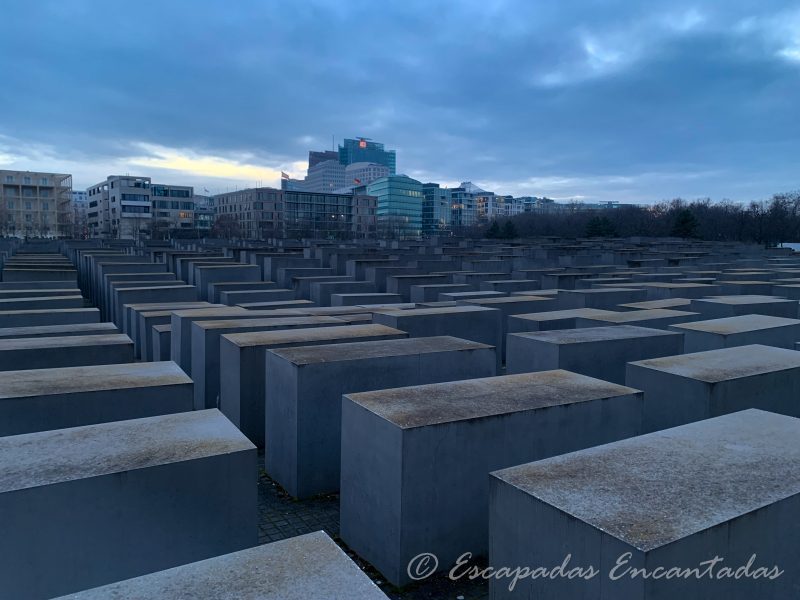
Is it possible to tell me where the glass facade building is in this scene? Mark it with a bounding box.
[338,139,397,175]
[367,175,423,238]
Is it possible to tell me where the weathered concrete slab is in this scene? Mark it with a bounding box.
[112,285,199,326]
[219,323,407,446]
[508,308,618,333]
[340,370,643,586]
[0,334,134,371]
[54,531,388,600]
[0,322,118,340]
[409,283,473,303]
[0,409,256,599]
[490,409,800,600]
[575,308,702,330]
[640,282,721,299]
[220,288,295,306]
[0,295,84,311]
[557,287,647,310]
[191,316,343,410]
[618,297,692,310]
[331,292,403,306]
[207,280,277,304]
[627,344,800,431]
[0,361,192,436]
[373,305,503,368]
[507,325,684,384]
[438,290,506,302]
[670,314,800,351]
[0,307,100,328]
[265,336,497,498]
[690,295,799,319]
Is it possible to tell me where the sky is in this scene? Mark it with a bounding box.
[0,0,798,203]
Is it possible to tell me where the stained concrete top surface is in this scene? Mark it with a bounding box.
[579,309,699,323]
[462,295,550,305]
[639,282,717,289]
[513,308,618,321]
[0,333,132,351]
[153,324,171,333]
[0,361,190,398]
[54,531,387,600]
[0,295,83,303]
[376,305,499,317]
[670,314,800,334]
[193,316,342,331]
[0,322,117,338]
[271,336,492,366]
[561,287,645,294]
[223,323,406,348]
[283,306,387,316]
[124,302,214,312]
[512,324,680,344]
[619,298,693,310]
[629,344,800,382]
[115,285,195,292]
[0,409,254,494]
[492,409,800,552]
[346,370,639,429]
[695,294,793,305]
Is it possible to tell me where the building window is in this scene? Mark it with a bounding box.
[41,202,48,211]
[40,177,48,185]
[25,202,32,210]
[23,177,31,184]
[4,176,12,183]
[6,201,13,209]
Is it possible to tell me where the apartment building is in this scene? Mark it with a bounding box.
[87,175,152,239]
[0,170,72,237]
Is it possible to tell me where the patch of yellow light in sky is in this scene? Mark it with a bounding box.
[129,143,302,182]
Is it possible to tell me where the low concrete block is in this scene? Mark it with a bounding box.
[340,370,643,586]
[0,334,134,371]
[508,308,618,333]
[331,292,402,306]
[0,322,118,340]
[152,324,171,361]
[265,336,497,498]
[627,344,800,432]
[0,410,256,599]
[575,308,702,330]
[489,409,800,600]
[219,323,407,446]
[0,361,192,436]
[669,314,800,351]
[507,325,684,384]
[56,531,387,599]
[690,295,799,319]
[191,316,343,410]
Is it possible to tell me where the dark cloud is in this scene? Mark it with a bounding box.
[0,0,798,200]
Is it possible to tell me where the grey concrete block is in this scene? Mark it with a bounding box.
[670,314,800,351]
[0,334,134,371]
[340,370,643,586]
[489,409,800,600]
[0,410,256,599]
[0,361,192,436]
[219,323,407,446]
[627,344,800,432]
[55,531,387,600]
[191,316,343,410]
[507,325,684,384]
[265,336,497,498]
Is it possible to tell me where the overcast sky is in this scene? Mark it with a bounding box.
[0,0,798,202]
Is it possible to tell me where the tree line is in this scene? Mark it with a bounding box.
[480,192,800,246]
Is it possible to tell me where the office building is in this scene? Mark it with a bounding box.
[192,195,215,232]
[150,183,194,235]
[0,169,72,237]
[87,175,151,239]
[213,187,376,240]
[366,175,423,238]
[338,138,396,174]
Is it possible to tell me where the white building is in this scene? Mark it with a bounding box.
[87,176,152,239]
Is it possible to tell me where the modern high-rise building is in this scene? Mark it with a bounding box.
[87,175,152,239]
[70,190,89,238]
[338,138,396,174]
[366,175,423,238]
[0,169,72,237]
[308,150,339,168]
[422,183,452,235]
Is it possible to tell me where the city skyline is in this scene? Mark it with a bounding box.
[1,1,798,202]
